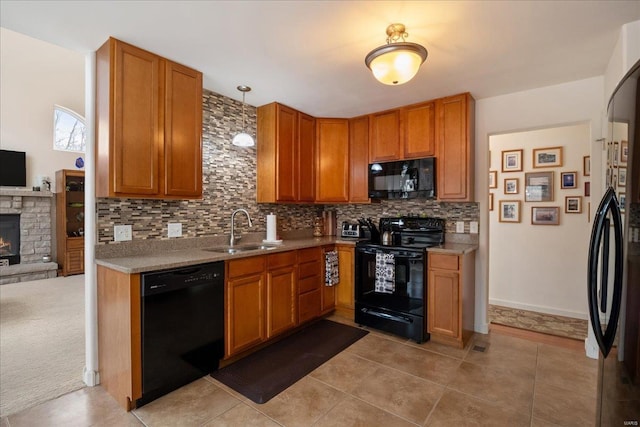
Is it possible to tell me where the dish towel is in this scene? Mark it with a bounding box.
[325,250,340,286]
[375,252,395,294]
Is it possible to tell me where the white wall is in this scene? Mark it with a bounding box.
[604,20,640,106]
[0,28,85,189]
[474,76,605,333]
[489,123,591,318]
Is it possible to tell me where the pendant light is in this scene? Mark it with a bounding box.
[365,23,428,86]
[232,85,255,147]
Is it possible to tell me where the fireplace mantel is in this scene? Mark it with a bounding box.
[0,188,53,198]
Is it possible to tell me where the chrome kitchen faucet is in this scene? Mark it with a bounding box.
[229,209,253,246]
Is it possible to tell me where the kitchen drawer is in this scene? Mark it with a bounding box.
[228,255,266,279]
[268,251,296,269]
[298,260,321,279]
[299,275,321,294]
[429,253,459,271]
[298,247,321,264]
[298,289,321,324]
[67,237,84,250]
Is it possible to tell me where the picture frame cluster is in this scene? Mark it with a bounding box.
[490,145,589,225]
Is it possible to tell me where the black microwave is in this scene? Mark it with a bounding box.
[368,157,436,200]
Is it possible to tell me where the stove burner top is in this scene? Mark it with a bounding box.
[358,216,445,249]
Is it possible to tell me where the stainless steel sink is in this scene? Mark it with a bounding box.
[204,244,279,255]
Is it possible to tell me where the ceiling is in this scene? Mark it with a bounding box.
[1,1,639,118]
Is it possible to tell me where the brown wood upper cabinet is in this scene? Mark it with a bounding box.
[348,115,370,203]
[96,37,203,199]
[436,93,475,201]
[316,119,349,203]
[401,101,436,159]
[368,101,435,163]
[257,103,315,203]
[369,109,402,162]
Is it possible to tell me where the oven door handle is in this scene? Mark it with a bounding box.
[360,308,413,324]
[357,247,423,259]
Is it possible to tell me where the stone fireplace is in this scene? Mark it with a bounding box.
[0,189,58,284]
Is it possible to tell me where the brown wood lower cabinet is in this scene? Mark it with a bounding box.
[266,251,297,338]
[427,251,475,348]
[226,256,266,357]
[335,244,355,318]
[298,246,323,324]
[96,265,142,411]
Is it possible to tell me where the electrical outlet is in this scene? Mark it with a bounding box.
[168,222,182,238]
[470,221,479,234]
[456,221,465,233]
[114,225,132,242]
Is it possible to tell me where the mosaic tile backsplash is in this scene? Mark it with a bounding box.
[96,89,479,244]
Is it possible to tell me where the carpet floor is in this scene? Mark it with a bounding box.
[489,304,588,340]
[211,319,369,404]
[0,274,85,417]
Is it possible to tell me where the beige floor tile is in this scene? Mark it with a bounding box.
[447,361,535,412]
[314,396,418,427]
[464,334,538,377]
[600,397,640,427]
[204,375,251,403]
[309,351,378,393]
[425,389,530,427]
[351,365,444,424]
[535,344,598,394]
[6,386,141,427]
[532,381,596,427]
[246,376,344,427]
[346,334,461,385]
[530,416,566,427]
[133,378,240,426]
[203,403,281,426]
[405,333,475,359]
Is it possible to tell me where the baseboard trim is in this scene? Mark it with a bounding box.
[489,298,588,320]
[83,367,100,387]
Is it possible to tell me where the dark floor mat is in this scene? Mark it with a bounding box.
[210,319,368,404]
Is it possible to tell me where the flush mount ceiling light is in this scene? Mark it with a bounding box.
[365,23,428,86]
[232,85,255,147]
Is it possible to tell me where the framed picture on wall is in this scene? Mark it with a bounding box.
[533,146,563,168]
[560,171,578,189]
[499,200,520,223]
[565,196,582,213]
[504,178,519,194]
[583,155,590,176]
[531,206,560,225]
[501,149,523,172]
[621,141,629,165]
[585,181,591,197]
[489,193,494,211]
[525,171,554,202]
[619,193,626,213]
[489,170,497,188]
[619,167,627,187]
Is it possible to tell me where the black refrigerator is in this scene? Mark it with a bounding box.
[588,58,640,426]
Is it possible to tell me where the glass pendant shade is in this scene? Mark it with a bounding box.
[232,85,255,147]
[232,132,254,147]
[365,24,428,86]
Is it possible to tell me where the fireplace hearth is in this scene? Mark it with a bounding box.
[0,214,20,265]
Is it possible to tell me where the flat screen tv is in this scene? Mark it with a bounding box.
[0,150,27,187]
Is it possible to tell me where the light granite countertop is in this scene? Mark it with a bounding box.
[427,242,478,255]
[95,236,358,274]
[95,234,478,274]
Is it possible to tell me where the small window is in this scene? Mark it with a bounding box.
[53,106,86,152]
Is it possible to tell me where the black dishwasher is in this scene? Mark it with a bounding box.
[137,262,224,407]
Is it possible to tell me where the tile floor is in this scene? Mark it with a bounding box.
[1,315,599,427]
